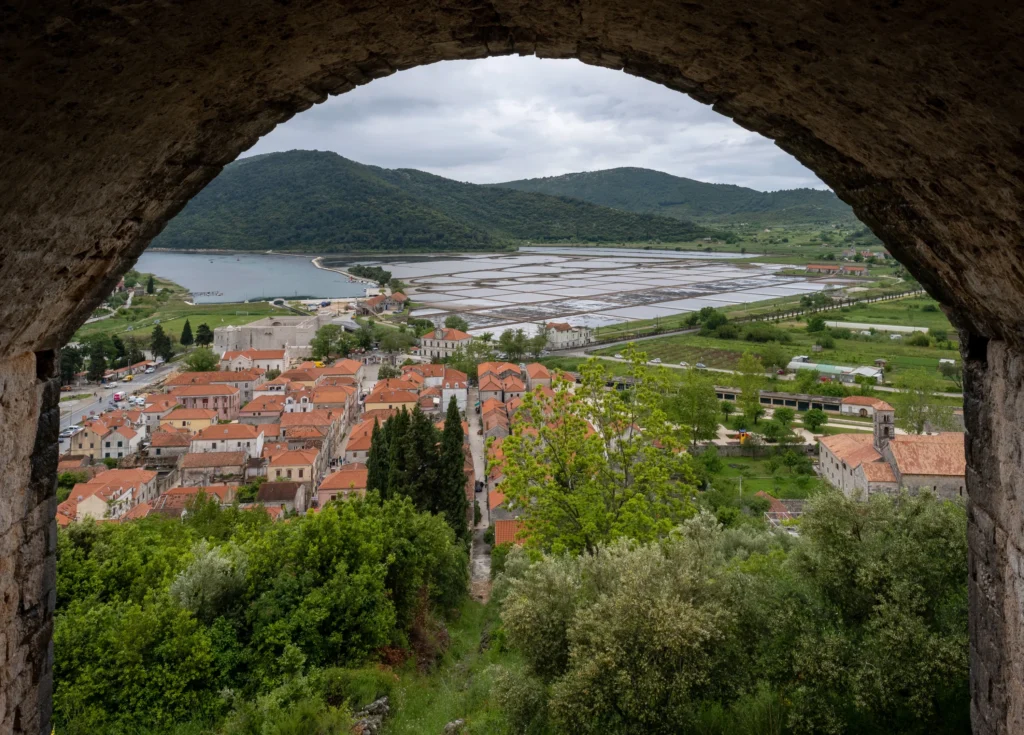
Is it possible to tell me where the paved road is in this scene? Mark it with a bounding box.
[58,362,175,451]
[465,386,492,601]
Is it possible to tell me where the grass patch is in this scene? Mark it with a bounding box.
[385,600,524,735]
[704,454,824,499]
[60,393,92,402]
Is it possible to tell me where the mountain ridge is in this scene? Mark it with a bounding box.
[153,151,714,253]
[493,166,857,226]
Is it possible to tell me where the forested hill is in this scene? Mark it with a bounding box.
[152,151,712,253]
[493,167,858,226]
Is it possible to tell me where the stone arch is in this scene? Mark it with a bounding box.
[3,2,1024,733]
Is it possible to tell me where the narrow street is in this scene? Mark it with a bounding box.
[465,386,491,601]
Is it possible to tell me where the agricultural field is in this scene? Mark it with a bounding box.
[700,454,825,499]
[594,294,961,388]
[73,274,284,344]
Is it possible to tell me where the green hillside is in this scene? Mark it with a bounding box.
[153,151,712,253]
[493,167,858,226]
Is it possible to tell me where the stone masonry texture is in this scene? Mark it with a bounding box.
[1,1,1024,732]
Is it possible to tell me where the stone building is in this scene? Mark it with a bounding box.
[544,322,594,350]
[418,327,473,359]
[819,402,965,499]
[214,314,328,356]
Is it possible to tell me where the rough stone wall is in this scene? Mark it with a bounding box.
[964,336,1024,735]
[1,2,1024,733]
[0,353,58,734]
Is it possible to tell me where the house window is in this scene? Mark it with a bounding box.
[156,448,162,456]
[287,469,293,479]
[105,441,111,448]
[117,441,123,447]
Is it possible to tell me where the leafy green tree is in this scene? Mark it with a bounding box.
[60,346,84,386]
[57,471,89,503]
[180,319,194,347]
[891,371,955,434]
[377,363,401,379]
[123,336,145,366]
[794,368,821,394]
[803,408,828,432]
[501,349,697,555]
[150,324,174,361]
[773,407,795,428]
[146,274,155,294]
[670,369,721,445]
[929,327,948,342]
[757,340,789,371]
[184,346,219,372]
[195,323,214,346]
[735,352,766,424]
[379,330,415,355]
[444,315,470,332]
[527,333,548,358]
[806,315,826,332]
[439,397,469,541]
[264,368,281,381]
[720,400,734,422]
[356,324,375,350]
[939,360,963,390]
[87,340,107,382]
[310,324,344,361]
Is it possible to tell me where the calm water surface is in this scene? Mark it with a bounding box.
[136,252,366,303]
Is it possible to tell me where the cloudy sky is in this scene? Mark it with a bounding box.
[245,56,826,192]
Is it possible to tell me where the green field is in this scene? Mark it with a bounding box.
[74,275,284,344]
[593,295,960,386]
[702,454,825,499]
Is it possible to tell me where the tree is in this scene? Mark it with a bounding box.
[366,419,390,496]
[806,315,826,332]
[773,406,795,428]
[498,329,522,361]
[720,400,734,422]
[891,371,955,434]
[310,324,344,361]
[264,368,280,381]
[670,369,720,446]
[123,336,145,366]
[444,315,470,332]
[803,408,828,432]
[439,397,469,542]
[527,333,548,359]
[356,324,375,350]
[60,346,84,386]
[757,341,789,371]
[794,368,821,394]
[145,274,155,294]
[938,360,963,390]
[184,346,219,372]
[501,349,697,555]
[194,323,214,347]
[479,332,494,344]
[377,363,401,379]
[735,352,766,424]
[87,340,107,382]
[929,327,948,342]
[180,319,194,347]
[150,324,174,361]
[380,330,415,355]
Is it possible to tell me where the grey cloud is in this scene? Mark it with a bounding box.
[244,56,827,191]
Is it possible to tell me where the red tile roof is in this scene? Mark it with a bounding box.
[180,451,247,468]
[269,449,319,467]
[169,384,239,397]
[422,328,472,341]
[192,423,261,441]
[842,395,894,410]
[889,433,966,477]
[494,519,524,546]
[320,465,369,491]
[162,408,218,421]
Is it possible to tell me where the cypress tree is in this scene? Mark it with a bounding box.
[439,397,469,541]
[403,407,441,512]
[180,319,194,347]
[366,419,390,497]
[146,274,155,294]
[385,409,411,500]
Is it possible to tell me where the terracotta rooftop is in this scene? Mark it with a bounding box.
[170,384,240,397]
[320,465,369,491]
[192,423,261,441]
[494,519,524,546]
[422,327,472,341]
[526,363,551,379]
[162,407,218,421]
[842,395,895,410]
[241,396,285,413]
[222,349,285,360]
[269,448,319,466]
[180,451,247,468]
[889,433,966,477]
[256,481,305,502]
[819,433,882,469]
[860,462,898,483]
[150,431,192,448]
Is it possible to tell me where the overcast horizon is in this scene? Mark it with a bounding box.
[243,56,828,193]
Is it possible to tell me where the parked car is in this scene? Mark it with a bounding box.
[106,381,118,387]
[695,362,707,369]
[649,358,662,364]
[123,374,134,381]
[614,353,623,359]
[679,361,689,367]
[777,369,786,375]
[145,366,155,374]
[59,428,76,439]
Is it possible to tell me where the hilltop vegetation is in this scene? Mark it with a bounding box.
[495,167,858,226]
[153,151,712,253]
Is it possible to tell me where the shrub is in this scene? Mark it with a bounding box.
[712,323,739,339]
[907,332,932,347]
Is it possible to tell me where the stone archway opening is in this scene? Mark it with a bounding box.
[3,3,1023,732]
